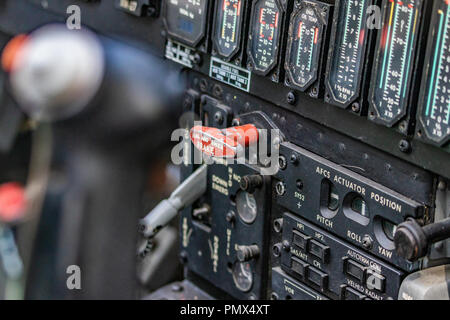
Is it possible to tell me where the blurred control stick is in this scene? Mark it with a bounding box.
[4,25,184,299]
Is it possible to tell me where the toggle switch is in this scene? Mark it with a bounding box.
[190,124,259,158]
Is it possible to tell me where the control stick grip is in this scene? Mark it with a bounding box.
[140,164,207,238]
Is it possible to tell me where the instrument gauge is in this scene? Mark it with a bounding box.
[285,1,327,92]
[236,190,258,224]
[247,0,283,75]
[325,0,373,109]
[232,261,253,292]
[213,0,245,60]
[369,0,424,127]
[164,0,209,47]
[418,0,450,146]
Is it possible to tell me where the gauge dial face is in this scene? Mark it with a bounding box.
[419,0,450,144]
[248,0,281,74]
[232,261,253,292]
[236,191,258,224]
[326,0,371,107]
[164,0,209,47]
[370,0,423,126]
[214,0,244,59]
[286,4,323,91]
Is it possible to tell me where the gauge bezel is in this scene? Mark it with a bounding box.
[232,261,254,292]
[163,0,210,48]
[247,0,285,76]
[416,0,450,147]
[285,1,326,92]
[368,0,424,128]
[324,0,374,110]
[212,0,247,61]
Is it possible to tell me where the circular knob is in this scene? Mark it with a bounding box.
[236,245,260,262]
[394,217,450,261]
[240,175,263,194]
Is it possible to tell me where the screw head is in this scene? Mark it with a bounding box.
[398,139,411,153]
[214,111,224,125]
[231,118,240,126]
[290,154,298,165]
[362,235,373,250]
[179,251,188,264]
[438,180,447,191]
[171,284,183,292]
[278,155,287,170]
[272,243,282,257]
[287,91,296,105]
[226,211,236,223]
[273,218,283,233]
[193,53,202,65]
[282,240,290,251]
[275,181,286,196]
[199,79,208,92]
[351,102,360,113]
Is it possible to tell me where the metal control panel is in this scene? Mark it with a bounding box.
[279,212,403,300]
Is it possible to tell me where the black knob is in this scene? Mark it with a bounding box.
[394,218,450,261]
[240,175,263,194]
[237,245,260,262]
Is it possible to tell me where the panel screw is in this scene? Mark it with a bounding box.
[199,79,208,92]
[214,111,224,125]
[272,243,282,257]
[182,95,192,110]
[287,91,296,105]
[226,211,236,223]
[398,139,411,153]
[282,240,290,251]
[193,53,202,65]
[351,102,360,113]
[213,84,223,98]
[278,155,287,170]
[276,181,286,196]
[171,284,183,292]
[180,251,188,264]
[231,118,240,126]
[290,154,298,165]
[362,235,373,250]
[273,218,283,233]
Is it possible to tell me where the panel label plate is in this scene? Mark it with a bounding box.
[165,39,194,68]
[209,57,251,92]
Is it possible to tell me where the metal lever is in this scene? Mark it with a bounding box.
[190,124,259,158]
[139,164,208,238]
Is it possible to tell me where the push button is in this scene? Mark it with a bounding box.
[366,269,386,293]
[292,230,310,251]
[291,257,309,278]
[307,266,328,289]
[342,286,366,300]
[343,257,366,283]
[308,239,330,263]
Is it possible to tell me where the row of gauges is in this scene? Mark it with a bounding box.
[163,0,450,148]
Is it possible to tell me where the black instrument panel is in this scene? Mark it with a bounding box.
[3,0,449,302]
